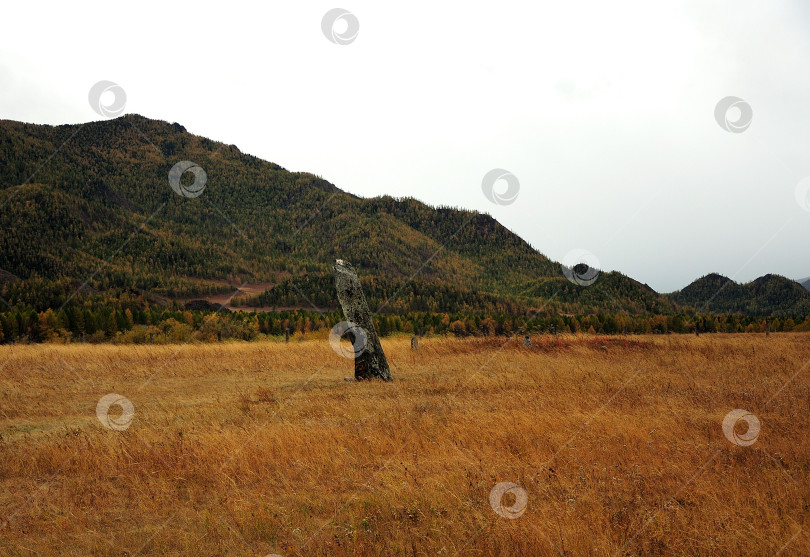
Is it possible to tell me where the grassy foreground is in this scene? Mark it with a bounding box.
[0,334,808,556]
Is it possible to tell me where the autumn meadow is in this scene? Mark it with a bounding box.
[0,333,807,556]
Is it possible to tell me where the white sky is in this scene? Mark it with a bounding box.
[2,0,810,292]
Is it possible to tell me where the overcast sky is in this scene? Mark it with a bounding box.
[2,0,810,292]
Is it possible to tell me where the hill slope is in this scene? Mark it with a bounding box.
[0,114,675,315]
[0,115,807,318]
[669,273,810,317]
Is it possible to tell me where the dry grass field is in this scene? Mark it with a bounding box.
[0,333,808,556]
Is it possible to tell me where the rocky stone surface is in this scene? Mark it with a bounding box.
[332,260,392,381]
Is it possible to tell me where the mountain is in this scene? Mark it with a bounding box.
[670,273,810,317]
[800,277,810,292]
[0,114,673,316]
[0,114,807,319]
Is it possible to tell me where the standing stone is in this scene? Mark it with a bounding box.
[411,335,419,350]
[285,328,290,343]
[332,260,392,381]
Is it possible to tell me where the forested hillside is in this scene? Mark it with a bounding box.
[669,273,810,317]
[1,114,809,343]
[0,115,664,312]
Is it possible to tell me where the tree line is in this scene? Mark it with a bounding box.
[2,303,808,344]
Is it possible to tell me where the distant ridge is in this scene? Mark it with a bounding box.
[670,273,810,316]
